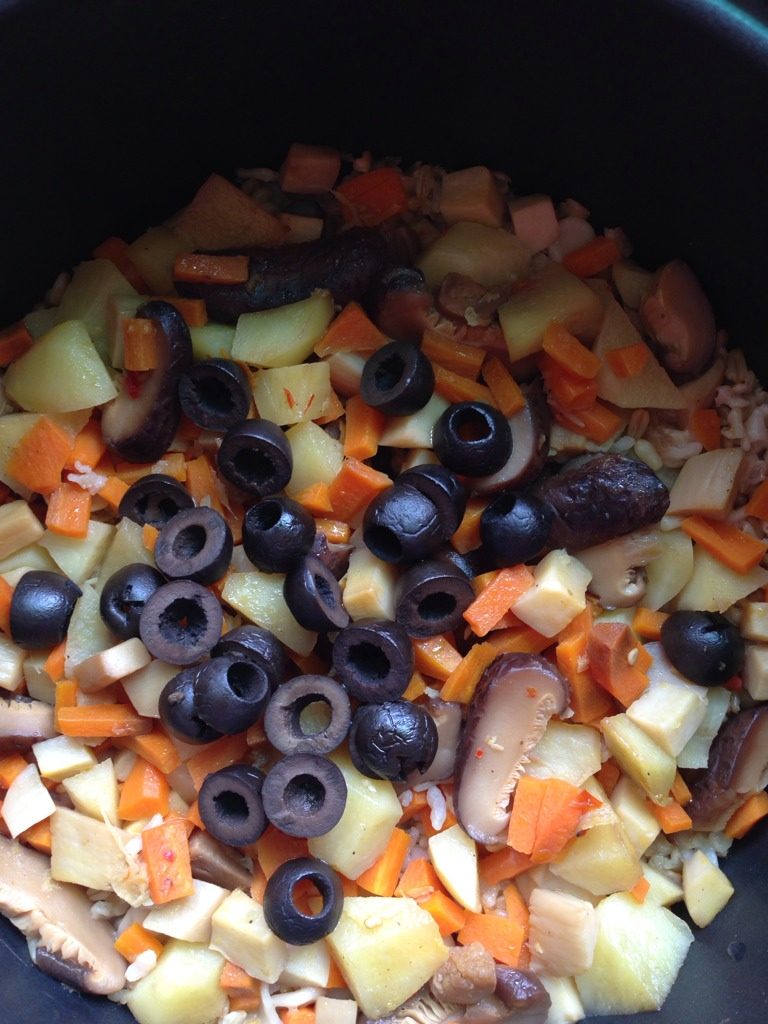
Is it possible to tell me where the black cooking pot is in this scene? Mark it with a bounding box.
[1,0,766,1021]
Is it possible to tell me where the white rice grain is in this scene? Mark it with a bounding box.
[426,785,447,831]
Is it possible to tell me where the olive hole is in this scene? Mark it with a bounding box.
[172,524,207,559]
[313,573,336,608]
[454,407,491,442]
[284,773,325,815]
[290,877,323,915]
[249,499,282,531]
[297,699,332,736]
[348,640,390,680]
[159,597,207,642]
[365,524,402,561]
[226,662,261,701]
[418,592,456,621]
[213,789,249,822]
[192,376,235,414]
[374,353,405,393]
[235,449,278,487]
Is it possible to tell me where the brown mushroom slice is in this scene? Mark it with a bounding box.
[189,830,252,891]
[0,835,127,994]
[473,384,550,496]
[0,694,56,752]
[406,699,463,786]
[430,942,497,1005]
[687,707,768,831]
[577,528,661,608]
[494,965,551,1024]
[640,260,717,379]
[454,653,569,844]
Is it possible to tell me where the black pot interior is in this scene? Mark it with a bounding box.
[1,1,767,1021]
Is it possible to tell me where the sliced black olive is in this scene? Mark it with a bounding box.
[362,483,443,564]
[261,753,347,837]
[480,490,552,567]
[10,570,81,649]
[395,560,474,638]
[118,473,195,528]
[159,666,222,744]
[154,507,233,585]
[436,544,485,578]
[193,655,271,735]
[348,701,438,781]
[212,624,284,689]
[360,340,435,415]
[433,401,512,477]
[178,358,251,431]
[99,563,166,639]
[332,619,414,702]
[283,554,349,632]
[263,674,351,755]
[660,610,745,686]
[373,266,432,343]
[139,580,223,665]
[263,857,343,944]
[310,529,352,580]
[217,418,292,497]
[398,463,467,538]
[242,496,315,573]
[198,763,267,846]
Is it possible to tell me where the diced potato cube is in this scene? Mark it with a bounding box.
[524,720,602,787]
[24,651,56,704]
[549,821,641,897]
[508,194,559,252]
[222,571,316,655]
[379,392,450,449]
[418,221,530,290]
[676,547,768,612]
[24,307,58,339]
[32,734,97,781]
[280,939,331,987]
[189,323,235,361]
[625,672,708,756]
[538,974,585,1024]
[50,808,143,899]
[682,850,734,927]
[529,888,598,977]
[126,940,226,1024]
[40,520,114,584]
[512,549,591,637]
[232,291,334,367]
[439,166,505,227]
[96,517,155,592]
[326,896,448,1019]
[0,499,45,559]
[743,643,768,701]
[0,414,41,497]
[643,529,693,610]
[612,260,653,309]
[252,361,333,425]
[144,879,228,942]
[55,259,137,358]
[677,687,730,769]
[342,545,398,621]
[62,757,120,824]
[609,777,661,855]
[602,714,676,805]
[641,863,684,907]
[315,996,358,1024]
[0,633,26,692]
[64,581,116,676]
[126,226,188,295]
[284,420,344,497]
[1,763,55,837]
[122,660,179,718]
[209,889,287,982]
[667,448,744,520]
[428,823,481,912]
[741,603,768,643]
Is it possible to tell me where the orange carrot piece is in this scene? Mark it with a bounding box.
[485,625,552,655]
[412,634,463,681]
[451,497,486,554]
[648,798,693,835]
[421,890,468,936]
[671,772,692,806]
[556,609,615,724]
[463,565,535,637]
[142,523,159,553]
[542,321,602,379]
[45,482,92,538]
[632,606,668,641]
[440,642,498,704]
[220,960,260,996]
[540,353,598,411]
[433,363,494,405]
[115,452,187,485]
[119,730,181,775]
[20,817,52,854]
[529,780,601,864]
[481,355,526,417]
[605,341,651,379]
[0,753,28,789]
[724,791,768,839]
[230,994,263,1013]
[118,758,170,821]
[587,622,649,706]
[422,327,485,379]
[315,518,351,545]
[690,408,722,451]
[6,416,73,494]
[98,475,129,510]
[54,680,78,728]
[123,318,164,371]
[255,825,310,879]
[356,827,411,897]
[114,922,165,962]
[0,577,12,635]
[185,454,224,514]
[186,734,249,791]
[629,876,651,904]
[562,236,621,277]
[507,776,547,855]
[743,479,768,520]
[186,799,205,832]
[328,456,392,522]
[594,759,621,796]
[418,800,458,839]
[173,253,249,286]
[314,301,387,357]
[279,1009,315,1024]
[503,883,529,929]
[157,296,208,327]
[336,167,409,227]
[0,321,33,367]
[92,236,148,291]
[398,788,429,825]
[143,818,194,904]
[65,419,107,472]
[395,857,442,902]
[458,912,526,968]
[402,670,428,701]
[479,847,533,886]
[681,515,768,574]
[554,401,623,444]
[292,482,334,516]
[57,704,151,738]
[343,395,386,460]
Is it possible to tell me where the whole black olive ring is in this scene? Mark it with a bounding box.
[332,618,414,702]
[480,490,552,567]
[433,400,512,476]
[242,496,315,573]
[10,570,81,649]
[360,339,435,416]
[348,700,439,780]
[178,358,251,431]
[118,473,195,528]
[193,655,271,735]
[263,857,343,945]
[362,483,443,564]
[261,754,347,837]
[212,624,285,690]
[139,580,223,664]
[198,763,267,846]
[159,666,222,744]
[99,563,166,639]
[395,559,474,637]
[398,463,468,538]
[283,554,350,631]
[263,675,351,755]
[217,418,293,497]
[154,506,233,585]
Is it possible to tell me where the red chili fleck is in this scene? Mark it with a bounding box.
[162,848,175,862]
[125,371,142,398]
[283,387,296,409]
[726,675,743,692]
[526,687,538,698]
[475,748,484,759]
[304,392,315,412]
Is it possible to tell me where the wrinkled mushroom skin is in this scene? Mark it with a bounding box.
[687,707,768,831]
[455,653,569,844]
[536,453,669,551]
[189,830,252,891]
[473,384,550,495]
[176,227,390,323]
[577,528,661,608]
[493,966,551,1024]
[0,694,56,752]
[101,300,193,463]
[430,942,497,1005]
[640,260,717,379]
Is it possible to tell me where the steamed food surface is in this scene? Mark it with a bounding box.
[0,143,766,1024]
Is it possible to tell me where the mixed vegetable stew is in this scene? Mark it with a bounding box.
[0,143,766,1024]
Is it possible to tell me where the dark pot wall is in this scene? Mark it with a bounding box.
[0,1,767,1022]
